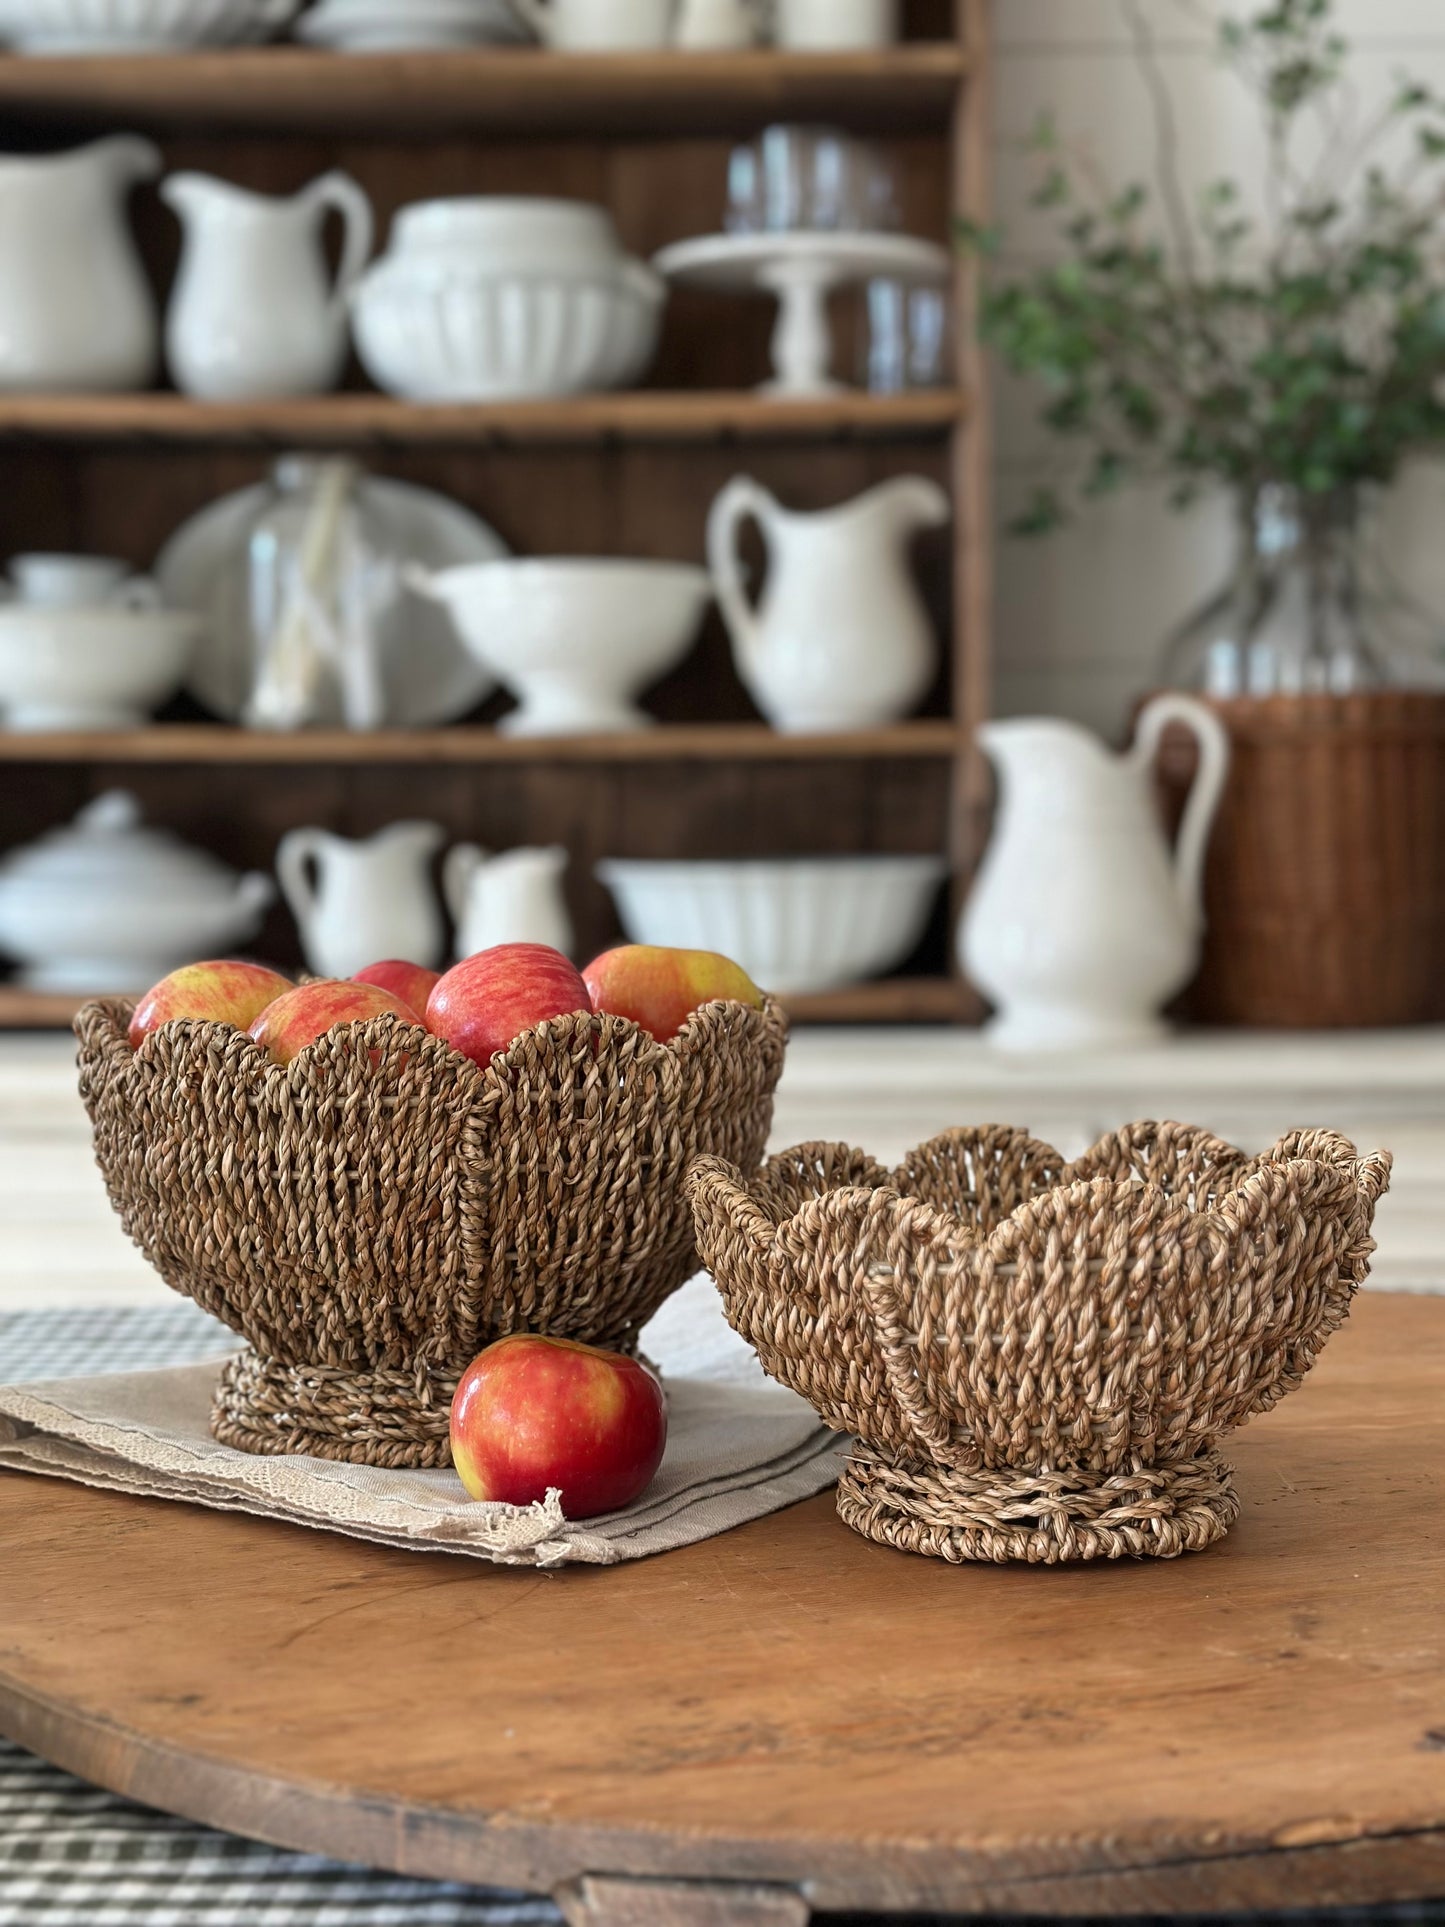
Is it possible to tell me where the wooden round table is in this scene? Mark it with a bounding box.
[2,1292,1444,1925]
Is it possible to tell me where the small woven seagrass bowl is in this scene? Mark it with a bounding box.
[77,994,787,1468]
[689,1123,1391,1564]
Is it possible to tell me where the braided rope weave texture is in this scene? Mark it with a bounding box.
[77,996,787,1467]
[689,1122,1391,1562]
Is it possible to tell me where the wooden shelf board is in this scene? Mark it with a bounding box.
[781,976,968,1025]
[0,390,965,449]
[0,721,964,765]
[0,977,969,1031]
[0,44,966,136]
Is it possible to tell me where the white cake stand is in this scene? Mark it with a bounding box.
[653,231,951,396]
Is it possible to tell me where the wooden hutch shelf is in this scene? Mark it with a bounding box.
[0,976,967,1033]
[0,44,966,137]
[0,2,991,1028]
[0,722,963,766]
[0,390,966,450]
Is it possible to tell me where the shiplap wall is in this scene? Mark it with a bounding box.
[991,0,1445,736]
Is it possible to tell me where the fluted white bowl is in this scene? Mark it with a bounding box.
[352,263,664,402]
[596,856,948,994]
[0,0,298,49]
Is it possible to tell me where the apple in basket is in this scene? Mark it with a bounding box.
[352,959,440,1016]
[249,980,422,1066]
[451,1335,667,1519]
[426,943,593,1068]
[128,959,293,1050]
[584,944,763,1043]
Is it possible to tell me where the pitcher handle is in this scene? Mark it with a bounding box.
[276,828,326,934]
[311,172,375,329]
[707,476,774,679]
[1132,693,1231,924]
[443,843,486,926]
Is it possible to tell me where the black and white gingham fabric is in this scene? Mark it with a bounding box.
[2,1307,1445,1927]
[0,1307,562,1927]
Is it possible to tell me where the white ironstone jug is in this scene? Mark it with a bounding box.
[443,844,574,960]
[960,695,1231,1053]
[708,474,949,732]
[278,820,447,979]
[163,170,373,399]
[0,135,160,391]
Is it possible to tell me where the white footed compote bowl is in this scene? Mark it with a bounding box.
[409,558,713,736]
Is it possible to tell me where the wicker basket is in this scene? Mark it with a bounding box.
[690,1123,1390,1563]
[77,995,787,1468]
[1155,692,1445,1027]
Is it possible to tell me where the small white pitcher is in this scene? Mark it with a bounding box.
[278,820,447,979]
[163,170,374,400]
[444,844,574,960]
[709,473,949,732]
[960,695,1231,1053]
[675,0,759,46]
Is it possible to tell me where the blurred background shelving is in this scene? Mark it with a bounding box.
[0,0,991,1027]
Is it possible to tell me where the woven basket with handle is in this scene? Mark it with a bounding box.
[77,995,787,1467]
[690,1122,1390,1563]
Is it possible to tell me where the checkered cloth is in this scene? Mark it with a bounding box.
[3,1307,1445,1927]
[0,1307,561,1927]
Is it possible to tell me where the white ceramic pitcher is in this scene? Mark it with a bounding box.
[277,821,447,979]
[709,474,949,733]
[960,695,1231,1054]
[163,171,373,400]
[507,0,675,48]
[0,135,161,391]
[444,844,574,960]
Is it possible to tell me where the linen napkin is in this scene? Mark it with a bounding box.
[0,1280,846,1569]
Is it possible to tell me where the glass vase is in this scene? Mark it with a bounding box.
[1161,483,1440,698]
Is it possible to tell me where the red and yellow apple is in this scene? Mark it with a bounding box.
[352,959,440,1017]
[426,943,592,1069]
[128,959,292,1051]
[583,944,763,1043]
[249,979,421,1067]
[450,1335,667,1518]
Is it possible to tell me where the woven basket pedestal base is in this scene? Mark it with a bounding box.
[212,1352,461,1469]
[837,1444,1241,1564]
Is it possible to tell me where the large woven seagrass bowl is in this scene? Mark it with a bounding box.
[78,994,787,1468]
[689,1122,1391,1563]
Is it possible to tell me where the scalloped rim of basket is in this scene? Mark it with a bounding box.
[692,1122,1392,1274]
[76,991,789,1100]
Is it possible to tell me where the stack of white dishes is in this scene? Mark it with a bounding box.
[596,855,948,994]
[352,197,665,402]
[0,554,199,732]
[0,0,299,52]
[297,0,531,50]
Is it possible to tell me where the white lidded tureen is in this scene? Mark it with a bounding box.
[0,791,275,994]
[352,196,665,401]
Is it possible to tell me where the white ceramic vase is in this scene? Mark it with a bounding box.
[960,695,1231,1053]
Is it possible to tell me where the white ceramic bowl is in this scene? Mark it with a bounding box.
[596,855,948,994]
[297,0,531,47]
[0,604,199,731]
[411,558,712,736]
[0,0,298,49]
[353,262,664,401]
